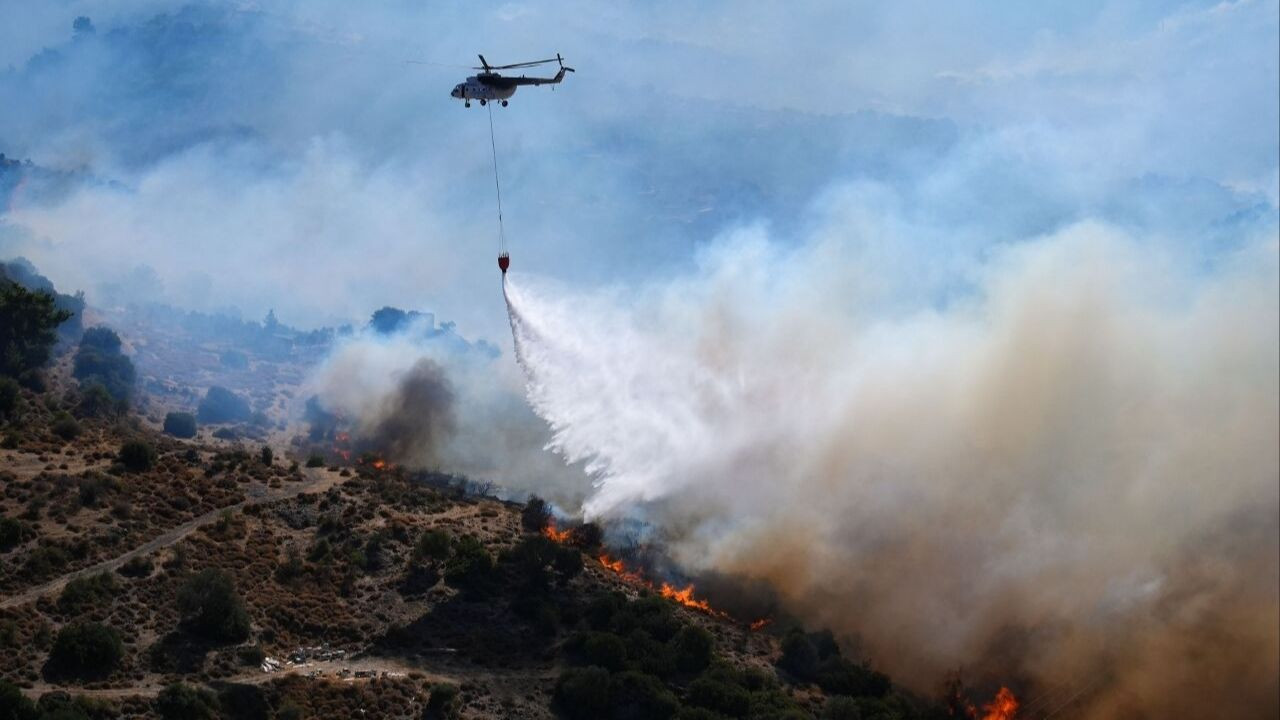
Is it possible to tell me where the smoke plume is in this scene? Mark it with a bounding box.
[503,219,1279,718]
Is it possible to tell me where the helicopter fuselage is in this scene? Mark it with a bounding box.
[450,67,568,106]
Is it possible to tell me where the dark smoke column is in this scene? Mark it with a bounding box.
[499,252,510,274]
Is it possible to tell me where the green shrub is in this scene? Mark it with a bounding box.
[816,656,891,698]
[686,675,750,717]
[46,621,123,679]
[0,376,19,419]
[413,529,452,563]
[554,666,611,720]
[156,682,219,720]
[215,683,267,720]
[0,678,37,720]
[163,412,197,438]
[77,382,114,418]
[670,625,714,675]
[58,572,117,612]
[443,535,493,587]
[423,683,460,720]
[118,554,154,578]
[52,412,81,440]
[778,629,819,682]
[611,671,680,720]
[259,445,273,465]
[73,327,135,404]
[197,386,250,424]
[579,631,627,671]
[118,440,155,472]
[305,453,325,468]
[823,696,862,720]
[177,569,251,642]
[0,516,30,551]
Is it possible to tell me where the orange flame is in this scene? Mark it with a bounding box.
[595,555,728,618]
[749,618,772,631]
[979,687,1018,720]
[543,520,573,543]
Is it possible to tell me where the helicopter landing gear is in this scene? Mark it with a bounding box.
[479,98,487,106]
[501,100,508,107]
[464,101,471,108]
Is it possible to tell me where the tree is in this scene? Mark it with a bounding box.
[0,376,18,419]
[443,535,493,587]
[72,327,135,404]
[521,495,550,532]
[259,445,273,465]
[76,382,113,418]
[423,683,460,720]
[118,440,155,472]
[197,386,250,424]
[46,621,123,680]
[670,625,714,675]
[155,683,219,720]
[177,569,251,642]
[0,282,71,383]
[778,629,819,682]
[413,529,452,563]
[163,412,197,438]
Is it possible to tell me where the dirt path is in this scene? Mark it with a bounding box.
[0,467,344,610]
[19,656,452,700]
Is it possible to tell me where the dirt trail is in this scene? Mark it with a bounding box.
[0,468,344,610]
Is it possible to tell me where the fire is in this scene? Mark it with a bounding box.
[595,555,728,618]
[749,618,772,631]
[371,459,386,470]
[979,687,1018,720]
[543,520,573,544]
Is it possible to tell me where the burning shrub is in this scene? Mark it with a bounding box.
[554,666,612,720]
[197,386,250,424]
[156,682,219,720]
[569,522,604,550]
[163,412,197,438]
[177,569,251,642]
[45,621,124,680]
[118,439,156,472]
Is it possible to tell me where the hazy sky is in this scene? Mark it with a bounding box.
[0,0,1275,341]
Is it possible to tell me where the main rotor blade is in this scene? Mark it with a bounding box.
[476,57,560,70]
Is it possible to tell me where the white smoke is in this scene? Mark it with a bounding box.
[503,213,1279,716]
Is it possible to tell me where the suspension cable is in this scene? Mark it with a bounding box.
[487,103,506,254]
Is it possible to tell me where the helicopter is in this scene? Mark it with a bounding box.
[451,54,574,107]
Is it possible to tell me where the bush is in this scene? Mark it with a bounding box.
[305,453,325,468]
[177,569,251,642]
[77,382,114,418]
[0,516,30,551]
[163,412,197,438]
[215,684,267,720]
[823,696,862,720]
[578,632,627,672]
[413,529,452,563]
[118,440,155,472]
[667,625,714,676]
[443,535,493,587]
[197,386,250,424]
[156,682,219,720]
[686,676,751,717]
[0,282,72,379]
[46,621,123,680]
[554,666,612,720]
[778,629,819,682]
[0,678,37,720]
[816,656,891,699]
[611,671,680,720]
[423,683,460,720]
[259,445,273,465]
[521,495,550,532]
[118,554,154,578]
[58,572,117,612]
[51,412,80,440]
[569,522,604,550]
[73,327,135,404]
[0,376,19,419]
